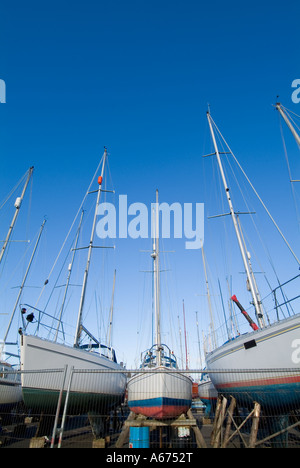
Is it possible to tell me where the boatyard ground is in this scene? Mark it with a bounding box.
[1,404,300,449]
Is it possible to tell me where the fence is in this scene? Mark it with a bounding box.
[1,367,300,448]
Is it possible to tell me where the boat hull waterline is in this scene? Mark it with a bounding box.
[20,334,126,413]
[127,367,192,419]
[206,313,300,410]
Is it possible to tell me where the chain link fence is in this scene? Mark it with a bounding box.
[1,367,300,448]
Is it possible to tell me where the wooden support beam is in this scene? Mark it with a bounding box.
[210,396,222,446]
[222,396,236,448]
[114,411,136,448]
[248,402,261,448]
[212,396,227,447]
[187,409,207,448]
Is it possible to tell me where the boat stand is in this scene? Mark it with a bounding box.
[114,409,207,448]
[211,395,261,448]
[211,395,300,448]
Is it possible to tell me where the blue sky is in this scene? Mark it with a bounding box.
[1,0,300,368]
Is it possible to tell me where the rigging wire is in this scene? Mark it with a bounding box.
[279,104,300,133]
[0,171,33,280]
[204,117,299,331]
[278,112,300,232]
[0,170,27,211]
[33,154,104,308]
[217,132,280,301]
[210,116,300,266]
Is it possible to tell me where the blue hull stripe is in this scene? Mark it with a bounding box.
[218,381,300,409]
[128,397,191,408]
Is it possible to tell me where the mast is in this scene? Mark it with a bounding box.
[177,313,184,367]
[74,148,107,346]
[182,299,188,370]
[1,218,46,359]
[206,112,265,328]
[55,210,84,342]
[195,311,203,369]
[276,103,300,147]
[201,245,217,347]
[151,189,161,364]
[0,166,34,266]
[107,269,116,352]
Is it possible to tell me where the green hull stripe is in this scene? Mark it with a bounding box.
[22,387,124,414]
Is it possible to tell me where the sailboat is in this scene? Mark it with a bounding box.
[203,110,300,412]
[0,167,34,411]
[20,149,126,414]
[198,373,217,409]
[127,190,192,419]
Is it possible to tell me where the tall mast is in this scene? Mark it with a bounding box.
[201,245,217,347]
[177,313,184,367]
[182,299,188,370]
[107,269,116,351]
[74,149,107,346]
[206,112,265,328]
[151,189,161,363]
[55,210,84,342]
[276,103,300,147]
[195,311,203,369]
[0,166,34,265]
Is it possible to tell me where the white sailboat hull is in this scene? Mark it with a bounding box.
[20,334,126,413]
[198,378,218,405]
[206,313,300,410]
[0,377,22,410]
[127,367,192,419]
